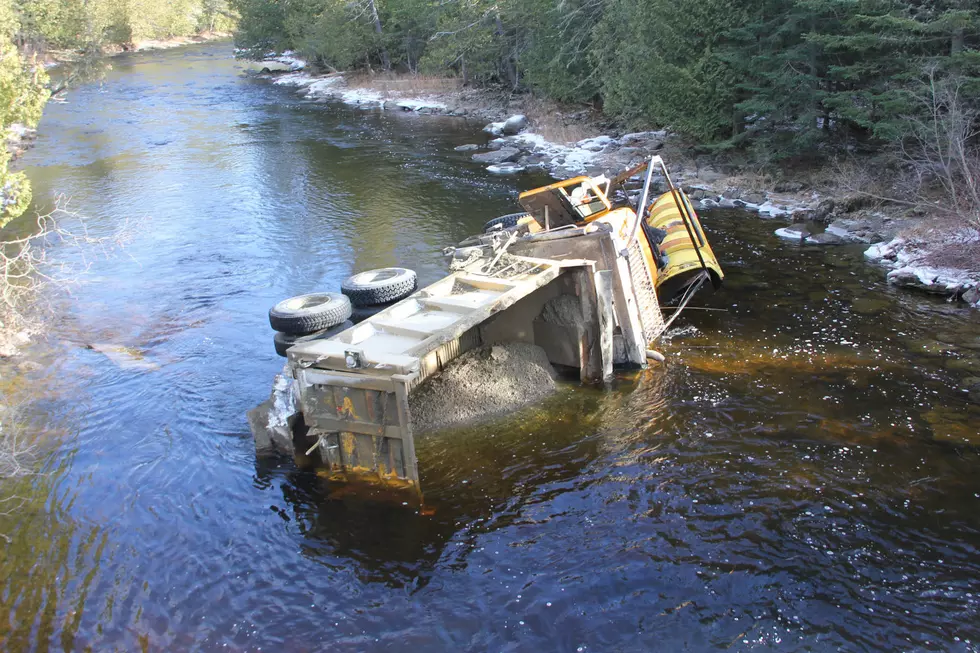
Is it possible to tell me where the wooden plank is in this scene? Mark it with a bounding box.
[595,269,616,382]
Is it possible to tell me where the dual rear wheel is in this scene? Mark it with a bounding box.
[268,267,418,357]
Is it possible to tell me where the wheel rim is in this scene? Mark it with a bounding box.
[353,269,400,284]
[284,295,330,310]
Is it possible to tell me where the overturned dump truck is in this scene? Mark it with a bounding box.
[250,156,724,497]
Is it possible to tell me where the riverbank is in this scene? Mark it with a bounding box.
[256,57,980,309]
[41,31,232,66]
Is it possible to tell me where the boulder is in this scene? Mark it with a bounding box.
[826,219,882,244]
[962,286,980,306]
[743,191,767,205]
[774,180,805,193]
[454,144,480,152]
[483,121,506,136]
[518,153,550,168]
[774,225,810,241]
[887,267,964,295]
[472,147,521,164]
[501,114,528,135]
[805,232,845,245]
[577,136,615,152]
[864,238,904,263]
[811,199,837,222]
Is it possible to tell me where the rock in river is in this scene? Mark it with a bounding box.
[472,147,521,164]
[805,232,845,246]
[501,114,528,135]
[486,162,526,175]
[775,225,810,241]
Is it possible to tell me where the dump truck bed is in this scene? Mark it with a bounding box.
[286,250,611,493]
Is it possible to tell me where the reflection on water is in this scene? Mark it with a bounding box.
[2,42,977,650]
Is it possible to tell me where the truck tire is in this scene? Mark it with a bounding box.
[341,268,417,307]
[268,292,352,335]
[274,320,353,357]
[483,212,530,233]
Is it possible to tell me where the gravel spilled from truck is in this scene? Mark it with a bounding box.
[409,343,557,434]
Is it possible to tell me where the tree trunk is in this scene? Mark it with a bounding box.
[494,14,517,90]
[368,0,391,71]
[951,27,965,56]
[732,105,745,137]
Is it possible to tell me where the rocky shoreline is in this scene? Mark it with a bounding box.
[256,55,980,309]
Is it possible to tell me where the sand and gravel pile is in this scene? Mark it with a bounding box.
[409,343,557,433]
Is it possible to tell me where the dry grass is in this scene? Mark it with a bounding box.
[346,72,462,98]
[513,95,595,144]
[898,220,980,273]
[717,171,776,193]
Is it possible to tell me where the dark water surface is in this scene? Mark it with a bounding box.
[3,42,979,651]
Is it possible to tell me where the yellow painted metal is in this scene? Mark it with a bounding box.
[646,189,724,302]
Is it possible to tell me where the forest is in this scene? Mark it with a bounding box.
[231,0,979,162]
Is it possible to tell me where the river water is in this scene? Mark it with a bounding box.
[3,42,979,651]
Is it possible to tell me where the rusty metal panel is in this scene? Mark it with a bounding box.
[300,373,419,493]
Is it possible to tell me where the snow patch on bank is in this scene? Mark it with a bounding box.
[864,231,980,305]
[273,72,317,87]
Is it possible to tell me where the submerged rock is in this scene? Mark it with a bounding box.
[472,148,520,164]
[962,287,980,307]
[805,232,845,246]
[849,298,890,315]
[86,343,159,371]
[454,144,480,152]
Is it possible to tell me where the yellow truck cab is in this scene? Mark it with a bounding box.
[517,157,724,304]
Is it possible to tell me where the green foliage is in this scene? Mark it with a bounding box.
[592,0,744,139]
[0,1,48,228]
[15,0,238,51]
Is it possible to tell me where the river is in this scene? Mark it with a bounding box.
[2,41,979,651]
